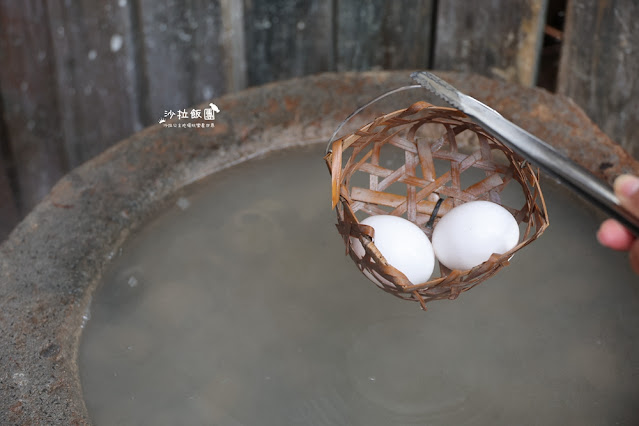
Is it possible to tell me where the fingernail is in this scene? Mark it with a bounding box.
[614,174,639,199]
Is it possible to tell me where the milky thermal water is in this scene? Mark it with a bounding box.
[80,144,639,425]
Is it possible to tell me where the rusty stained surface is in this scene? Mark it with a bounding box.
[0,71,637,424]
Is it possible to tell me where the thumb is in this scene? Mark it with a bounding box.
[614,174,639,214]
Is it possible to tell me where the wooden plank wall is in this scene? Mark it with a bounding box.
[0,97,18,238]
[558,0,639,158]
[138,0,234,122]
[0,0,636,241]
[336,0,435,71]
[244,0,333,86]
[0,1,68,212]
[434,0,547,86]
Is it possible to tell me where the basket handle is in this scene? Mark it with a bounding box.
[325,84,423,155]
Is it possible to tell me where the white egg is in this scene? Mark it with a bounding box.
[350,215,435,285]
[432,200,519,271]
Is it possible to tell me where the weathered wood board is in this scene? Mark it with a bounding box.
[0,164,17,241]
[138,0,240,122]
[0,1,68,211]
[335,0,434,71]
[558,0,639,157]
[45,0,141,168]
[433,0,547,86]
[0,108,18,241]
[244,0,333,86]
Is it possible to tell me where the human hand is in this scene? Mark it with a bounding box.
[597,175,639,274]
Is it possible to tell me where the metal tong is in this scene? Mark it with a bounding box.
[411,71,639,236]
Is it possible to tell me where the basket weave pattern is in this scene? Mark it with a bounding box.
[324,101,549,309]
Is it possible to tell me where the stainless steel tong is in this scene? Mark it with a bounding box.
[412,71,639,236]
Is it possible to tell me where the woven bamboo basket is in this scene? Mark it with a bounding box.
[324,101,549,310]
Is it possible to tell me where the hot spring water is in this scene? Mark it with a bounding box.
[80,144,639,425]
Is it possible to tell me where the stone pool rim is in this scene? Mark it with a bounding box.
[1,71,638,424]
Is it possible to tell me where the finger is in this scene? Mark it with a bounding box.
[597,219,635,251]
[630,239,639,275]
[614,174,639,213]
